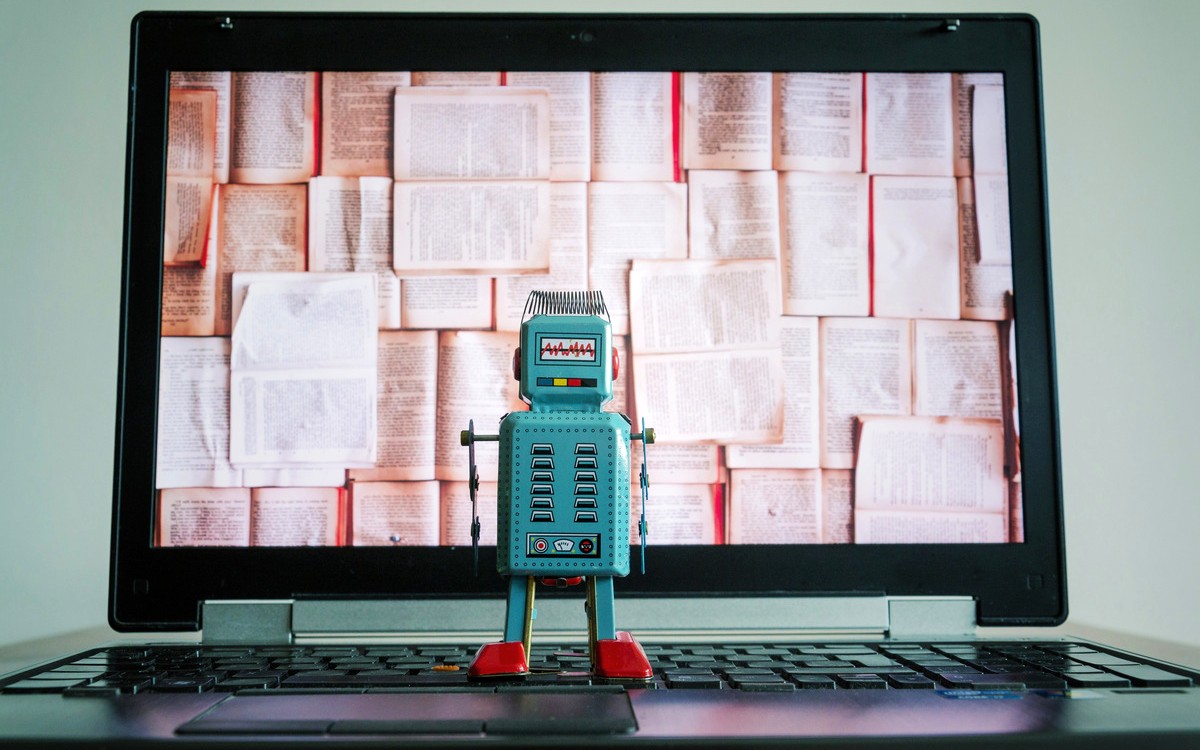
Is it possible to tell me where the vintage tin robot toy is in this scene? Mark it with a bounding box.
[461,290,654,680]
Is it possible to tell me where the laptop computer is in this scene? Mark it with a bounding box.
[1,9,1198,746]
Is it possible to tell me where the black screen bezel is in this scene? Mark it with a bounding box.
[112,12,1064,630]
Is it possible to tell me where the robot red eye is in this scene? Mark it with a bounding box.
[512,347,521,382]
[612,346,619,380]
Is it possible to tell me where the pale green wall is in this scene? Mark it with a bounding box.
[1,0,1197,648]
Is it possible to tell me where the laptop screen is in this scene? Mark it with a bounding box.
[114,13,1063,629]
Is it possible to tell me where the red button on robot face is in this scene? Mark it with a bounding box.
[533,538,548,553]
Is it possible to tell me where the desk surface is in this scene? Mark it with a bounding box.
[3,620,1198,680]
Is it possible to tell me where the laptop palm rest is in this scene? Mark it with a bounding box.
[177,691,638,736]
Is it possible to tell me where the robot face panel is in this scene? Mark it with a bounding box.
[520,314,613,411]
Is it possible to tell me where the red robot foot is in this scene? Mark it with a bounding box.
[593,631,653,680]
[467,641,529,679]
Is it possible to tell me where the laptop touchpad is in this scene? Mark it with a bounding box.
[178,691,638,736]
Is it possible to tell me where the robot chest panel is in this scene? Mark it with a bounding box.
[499,412,631,575]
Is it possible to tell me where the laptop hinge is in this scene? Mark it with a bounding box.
[202,600,295,644]
[886,596,976,639]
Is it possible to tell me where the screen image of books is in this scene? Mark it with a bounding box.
[157,70,1021,547]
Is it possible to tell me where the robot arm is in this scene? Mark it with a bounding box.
[631,418,655,575]
[460,419,498,576]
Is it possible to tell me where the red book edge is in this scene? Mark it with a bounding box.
[311,72,322,178]
[671,71,682,182]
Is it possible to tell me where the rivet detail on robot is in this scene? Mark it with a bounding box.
[460,290,655,680]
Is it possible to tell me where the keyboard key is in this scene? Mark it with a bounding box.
[214,677,281,691]
[939,672,1065,690]
[835,675,887,689]
[1067,653,1140,667]
[1063,674,1132,689]
[885,674,936,689]
[789,675,836,689]
[665,675,724,689]
[3,679,86,693]
[155,677,215,692]
[1100,665,1192,688]
[738,682,795,692]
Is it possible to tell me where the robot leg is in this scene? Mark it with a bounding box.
[467,576,534,679]
[588,576,653,681]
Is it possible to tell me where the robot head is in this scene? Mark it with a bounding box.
[515,291,617,412]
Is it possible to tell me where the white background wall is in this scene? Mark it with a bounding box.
[1,0,1197,649]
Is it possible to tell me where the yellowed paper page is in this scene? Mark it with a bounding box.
[393,87,550,181]
[440,481,499,546]
[308,175,400,328]
[506,72,592,181]
[229,72,317,184]
[726,316,820,469]
[773,73,863,173]
[587,181,687,335]
[393,181,550,275]
[349,480,439,545]
[170,71,232,183]
[495,182,588,331]
[871,175,960,319]
[350,330,438,482]
[957,178,1012,321]
[629,484,720,545]
[682,72,772,171]
[400,277,493,330]
[687,170,780,260]
[913,319,1003,420]
[631,443,720,486]
[250,487,343,546]
[158,488,250,547]
[951,72,1004,176]
[156,337,241,489]
[411,72,501,87]
[728,469,822,544]
[321,71,412,177]
[819,317,912,469]
[865,73,954,176]
[591,72,676,182]
[779,171,870,317]
[821,469,854,543]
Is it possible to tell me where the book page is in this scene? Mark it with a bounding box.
[865,73,954,177]
[951,73,1004,176]
[229,72,317,184]
[495,182,588,331]
[350,330,438,482]
[229,274,378,467]
[854,415,1008,543]
[728,469,822,544]
[441,480,499,546]
[632,349,784,445]
[243,467,348,489]
[591,72,677,182]
[686,170,780,260]
[400,277,493,329]
[411,72,501,87]
[957,178,1012,320]
[682,73,772,171]
[819,317,912,469]
[821,469,853,543]
[779,171,870,316]
[170,71,232,183]
[629,484,720,545]
[250,487,342,546]
[913,319,1003,420]
[164,179,215,266]
[433,330,524,482]
[971,84,1008,177]
[773,73,863,172]
[587,181,687,335]
[393,87,550,180]
[974,175,1012,267]
[349,480,439,545]
[506,72,592,181]
[631,443,720,486]
[213,184,307,336]
[320,71,412,177]
[393,181,550,274]
[871,175,960,319]
[726,317,820,469]
[164,89,216,265]
[157,488,250,547]
[163,190,219,335]
[156,337,241,488]
[308,176,400,328]
[628,258,781,355]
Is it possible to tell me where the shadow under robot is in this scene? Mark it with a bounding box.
[462,290,655,680]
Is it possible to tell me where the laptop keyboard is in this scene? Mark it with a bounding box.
[3,642,1195,695]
